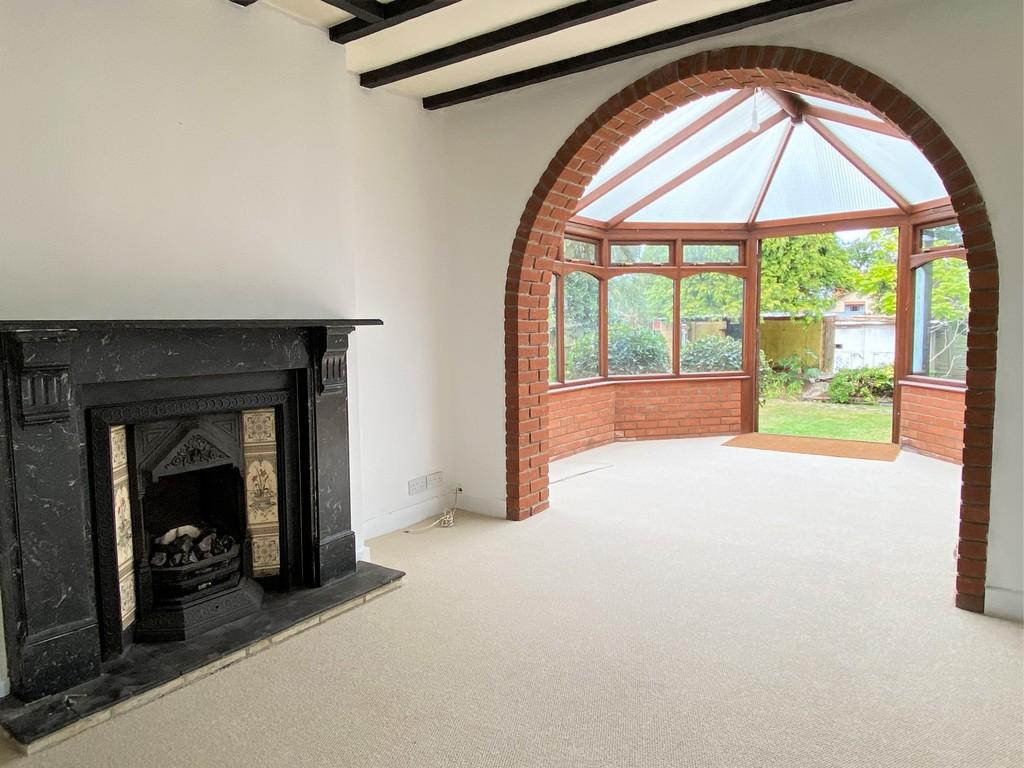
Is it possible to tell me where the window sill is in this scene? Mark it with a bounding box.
[898,377,966,393]
[550,373,751,393]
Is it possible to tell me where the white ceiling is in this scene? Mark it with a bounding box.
[262,0,764,97]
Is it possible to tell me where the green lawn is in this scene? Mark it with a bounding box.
[759,399,893,443]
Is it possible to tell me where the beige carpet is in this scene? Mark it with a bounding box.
[2,437,1020,767]
[724,432,901,461]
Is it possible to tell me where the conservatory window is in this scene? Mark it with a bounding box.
[679,274,745,372]
[563,271,601,381]
[564,237,597,264]
[607,274,673,375]
[610,243,671,265]
[682,243,742,265]
[920,222,963,251]
[910,257,969,381]
[548,275,559,383]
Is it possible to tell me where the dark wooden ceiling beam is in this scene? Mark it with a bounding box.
[329,0,461,44]
[359,0,659,89]
[422,0,853,110]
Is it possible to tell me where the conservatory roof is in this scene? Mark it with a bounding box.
[573,88,948,227]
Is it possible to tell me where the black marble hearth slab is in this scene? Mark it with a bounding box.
[0,562,403,751]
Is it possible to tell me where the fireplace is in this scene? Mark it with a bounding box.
[127,414,270,642]
[0,320,388,703]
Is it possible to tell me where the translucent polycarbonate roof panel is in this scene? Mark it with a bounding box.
[798,93,885,121]
[572,88,949,226]
[823,119,947,203]
[586,91,733,190]
[627,120,789,223]
[756,122,894,221]
[577,90,780,221]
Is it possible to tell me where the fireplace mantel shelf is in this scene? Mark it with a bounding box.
[0,318,383,331]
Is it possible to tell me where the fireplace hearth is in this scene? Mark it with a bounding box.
[0,320,393,708]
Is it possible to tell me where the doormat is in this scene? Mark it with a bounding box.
[723,433,900,461]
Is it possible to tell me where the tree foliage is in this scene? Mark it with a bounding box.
[760,233,857,318]
[845,228,898,315]
[564,271,600,380]
[679,272,743,318]
[917,258,969,321]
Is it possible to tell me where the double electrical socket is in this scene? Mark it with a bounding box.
[408,471,444,496]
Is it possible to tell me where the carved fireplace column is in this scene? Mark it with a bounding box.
[0,331,102,699]
[311,326,357,585]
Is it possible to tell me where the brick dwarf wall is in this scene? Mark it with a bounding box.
[615,379,742,442]
[548,379,744,461]
[505,46,999,613]
[548,384,616,460]
[899,382,966,463]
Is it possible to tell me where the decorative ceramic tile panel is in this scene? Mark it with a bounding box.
[109,425,136,628]
[242,409,280,577]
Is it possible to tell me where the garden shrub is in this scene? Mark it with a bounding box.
[606,325,671,374]
[827,365,894,404]
[564,331,600,380]
[679,335,742,372]
[760,353,818,400]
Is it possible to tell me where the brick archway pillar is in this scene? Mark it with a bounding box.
[504,47,999,613]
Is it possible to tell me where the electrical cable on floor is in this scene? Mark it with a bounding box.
[403,486,460,534]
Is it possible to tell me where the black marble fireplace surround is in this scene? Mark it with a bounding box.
[0,320,395,713]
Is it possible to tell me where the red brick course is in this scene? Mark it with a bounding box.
[548,379,743,460]
[504,47,999,613]
[899,383,966,463]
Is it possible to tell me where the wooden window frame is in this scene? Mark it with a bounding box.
[551,228,757,393]
[678,271,747,377]
[918,219,964,253]
[902,220,969,388]
[681,241,745,266]
[607,239,674,267]
[561,234,600,265]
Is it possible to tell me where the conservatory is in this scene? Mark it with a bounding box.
[545,86,969,464]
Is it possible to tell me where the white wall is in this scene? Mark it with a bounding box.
[0,0,454,690]
[441,0,1024,620]
[345,85,458,543]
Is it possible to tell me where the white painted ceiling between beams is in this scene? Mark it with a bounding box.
[262,0,763,97]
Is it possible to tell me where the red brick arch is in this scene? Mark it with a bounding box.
[505,46,999,613]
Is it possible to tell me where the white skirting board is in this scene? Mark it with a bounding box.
[455,494,506,519]
[985,587,1024,622]
[360,491,454,542]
